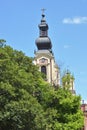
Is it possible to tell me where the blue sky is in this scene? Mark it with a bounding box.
[0,0,87,101]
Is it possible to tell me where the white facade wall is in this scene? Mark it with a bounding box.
[34,50,60,86]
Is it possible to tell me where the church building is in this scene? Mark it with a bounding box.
[34,12,86,129]
[34,12,60,86]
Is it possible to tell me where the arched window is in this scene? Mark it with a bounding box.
[41,66,46,75]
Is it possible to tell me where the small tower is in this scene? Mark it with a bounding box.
[34,12,60,86]
[62,70,76,94]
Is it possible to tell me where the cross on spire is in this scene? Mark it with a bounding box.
[41,8,46,15]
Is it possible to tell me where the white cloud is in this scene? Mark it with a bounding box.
[79,71,86,75]
[63,17,87,24]
[63,44,71,49]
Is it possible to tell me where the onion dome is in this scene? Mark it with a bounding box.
[35,13,52,50]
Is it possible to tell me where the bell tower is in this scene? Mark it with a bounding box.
[34,12,60,86]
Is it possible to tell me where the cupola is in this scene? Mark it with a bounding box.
[35,13,52,50]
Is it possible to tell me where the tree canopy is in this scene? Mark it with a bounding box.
[0,45,84,130]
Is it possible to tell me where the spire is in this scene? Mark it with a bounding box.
[35,12,52,50]
[41,9,46,23]
[39,10,48,37]
[41,13,46,23]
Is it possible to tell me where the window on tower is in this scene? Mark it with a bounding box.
[40,30,47,37]
[41,66,47,75]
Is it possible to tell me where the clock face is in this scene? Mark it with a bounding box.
[41,58,45,63]
[39,58,48,64]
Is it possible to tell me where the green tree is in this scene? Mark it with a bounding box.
[0,45,84,130]
[40,71,84,129]
[44,88,84,130]
[0,45,47,130]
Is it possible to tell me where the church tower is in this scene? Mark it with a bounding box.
[34,12,60,86]
[62,70,76,94]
